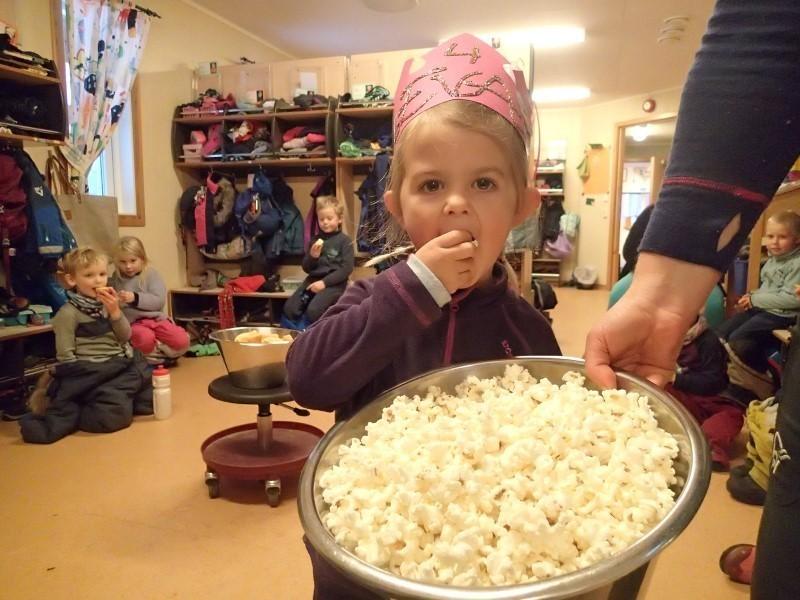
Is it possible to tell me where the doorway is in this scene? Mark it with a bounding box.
[607,115,677,286]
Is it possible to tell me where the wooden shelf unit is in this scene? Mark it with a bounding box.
[169,287,292,332]
[173,105,393,263]
[0,63,66,144]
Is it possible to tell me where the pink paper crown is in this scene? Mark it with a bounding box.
[393,33,533,148]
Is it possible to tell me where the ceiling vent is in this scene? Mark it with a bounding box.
[658,15,689,43]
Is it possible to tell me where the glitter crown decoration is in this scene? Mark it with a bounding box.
[393,33,533,148]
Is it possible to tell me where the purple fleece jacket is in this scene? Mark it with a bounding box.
[286,260,561,420]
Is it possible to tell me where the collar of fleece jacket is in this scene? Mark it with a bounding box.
[453,261,514,308]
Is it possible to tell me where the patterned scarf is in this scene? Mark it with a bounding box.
[67,290,105,319]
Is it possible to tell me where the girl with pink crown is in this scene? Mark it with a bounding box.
[286,34,561,598]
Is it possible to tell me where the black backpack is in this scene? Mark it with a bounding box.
[532,278,558,312]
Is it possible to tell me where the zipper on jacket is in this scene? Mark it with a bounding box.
[443,301,459,366]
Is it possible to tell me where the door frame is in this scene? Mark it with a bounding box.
[607,113,677,287]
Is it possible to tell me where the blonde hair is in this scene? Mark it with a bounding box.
[768,210,800,238]
[57,247,107,288]
[316,195,344,219]
[382,100,529,251]
[115,236,149,266]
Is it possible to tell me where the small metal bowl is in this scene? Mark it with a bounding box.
[298,357,711,600]
[210,326,298,389]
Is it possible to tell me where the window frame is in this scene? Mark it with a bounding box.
[50,0,146,227]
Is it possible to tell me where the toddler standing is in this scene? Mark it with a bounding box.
[111,236,190,360]
[286,34,560,599]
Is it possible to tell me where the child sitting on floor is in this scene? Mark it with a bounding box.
[666,315,744,471]
[283,196,354,327]
[20,247,152,444]
[110,236,190,362]
[717,210,800,374]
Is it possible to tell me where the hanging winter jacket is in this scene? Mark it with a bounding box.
[233,172,281,240]
[211,177,238,245]
[541,198,565,242]
[356,152,390,254]
[304,174,335,248]
[13,148,76,257]
[267,176,304,257]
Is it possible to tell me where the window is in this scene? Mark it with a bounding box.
[52,0,145,226]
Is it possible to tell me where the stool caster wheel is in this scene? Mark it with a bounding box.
[205,470,220,499]
[265,478,281,507]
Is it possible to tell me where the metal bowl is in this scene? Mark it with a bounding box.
[210,326,298,389]
[298,357,711,600]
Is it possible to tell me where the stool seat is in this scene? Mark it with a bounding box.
[208,374,292,405]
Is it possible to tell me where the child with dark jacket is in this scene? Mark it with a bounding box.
[19,248,152,444]
[286,35,560,599]
[283,196,354,324]
[666,315,743,470]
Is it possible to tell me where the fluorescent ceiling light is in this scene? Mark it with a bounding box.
[630,125,650,142]
[532,86,591,104]
[476,26,586,49]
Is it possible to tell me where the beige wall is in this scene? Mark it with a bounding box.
[537,87,682,285]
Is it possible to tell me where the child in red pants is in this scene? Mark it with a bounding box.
[666,316,745,471]
[111,236,190,360]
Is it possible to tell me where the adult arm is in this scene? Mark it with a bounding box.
[586,0,800,388]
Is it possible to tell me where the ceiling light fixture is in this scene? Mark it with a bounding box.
[472,26,586,50]
[531,86,591,104]
[630,125,650,142]
[362,0,419,13]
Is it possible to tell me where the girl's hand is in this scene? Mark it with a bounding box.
[307,280,326,294]
[737,294,752,310]
[118,290,135,304]
[415,230,477,293]
[96,288,122,319]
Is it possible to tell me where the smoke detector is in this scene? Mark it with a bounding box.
[362,0,419,12]
[658,15,689,43]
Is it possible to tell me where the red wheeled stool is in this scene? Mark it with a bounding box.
[202,375,324,506]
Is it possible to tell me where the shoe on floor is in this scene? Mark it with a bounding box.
[730,459,754,479]
[726,471,767,506]
[719,544,755,585]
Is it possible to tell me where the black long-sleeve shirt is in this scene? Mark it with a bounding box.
[641,0,800,271]
[302,230,355,287]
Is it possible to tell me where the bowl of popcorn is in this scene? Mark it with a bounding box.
[210,326,297,389]
[298,357,710,599]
